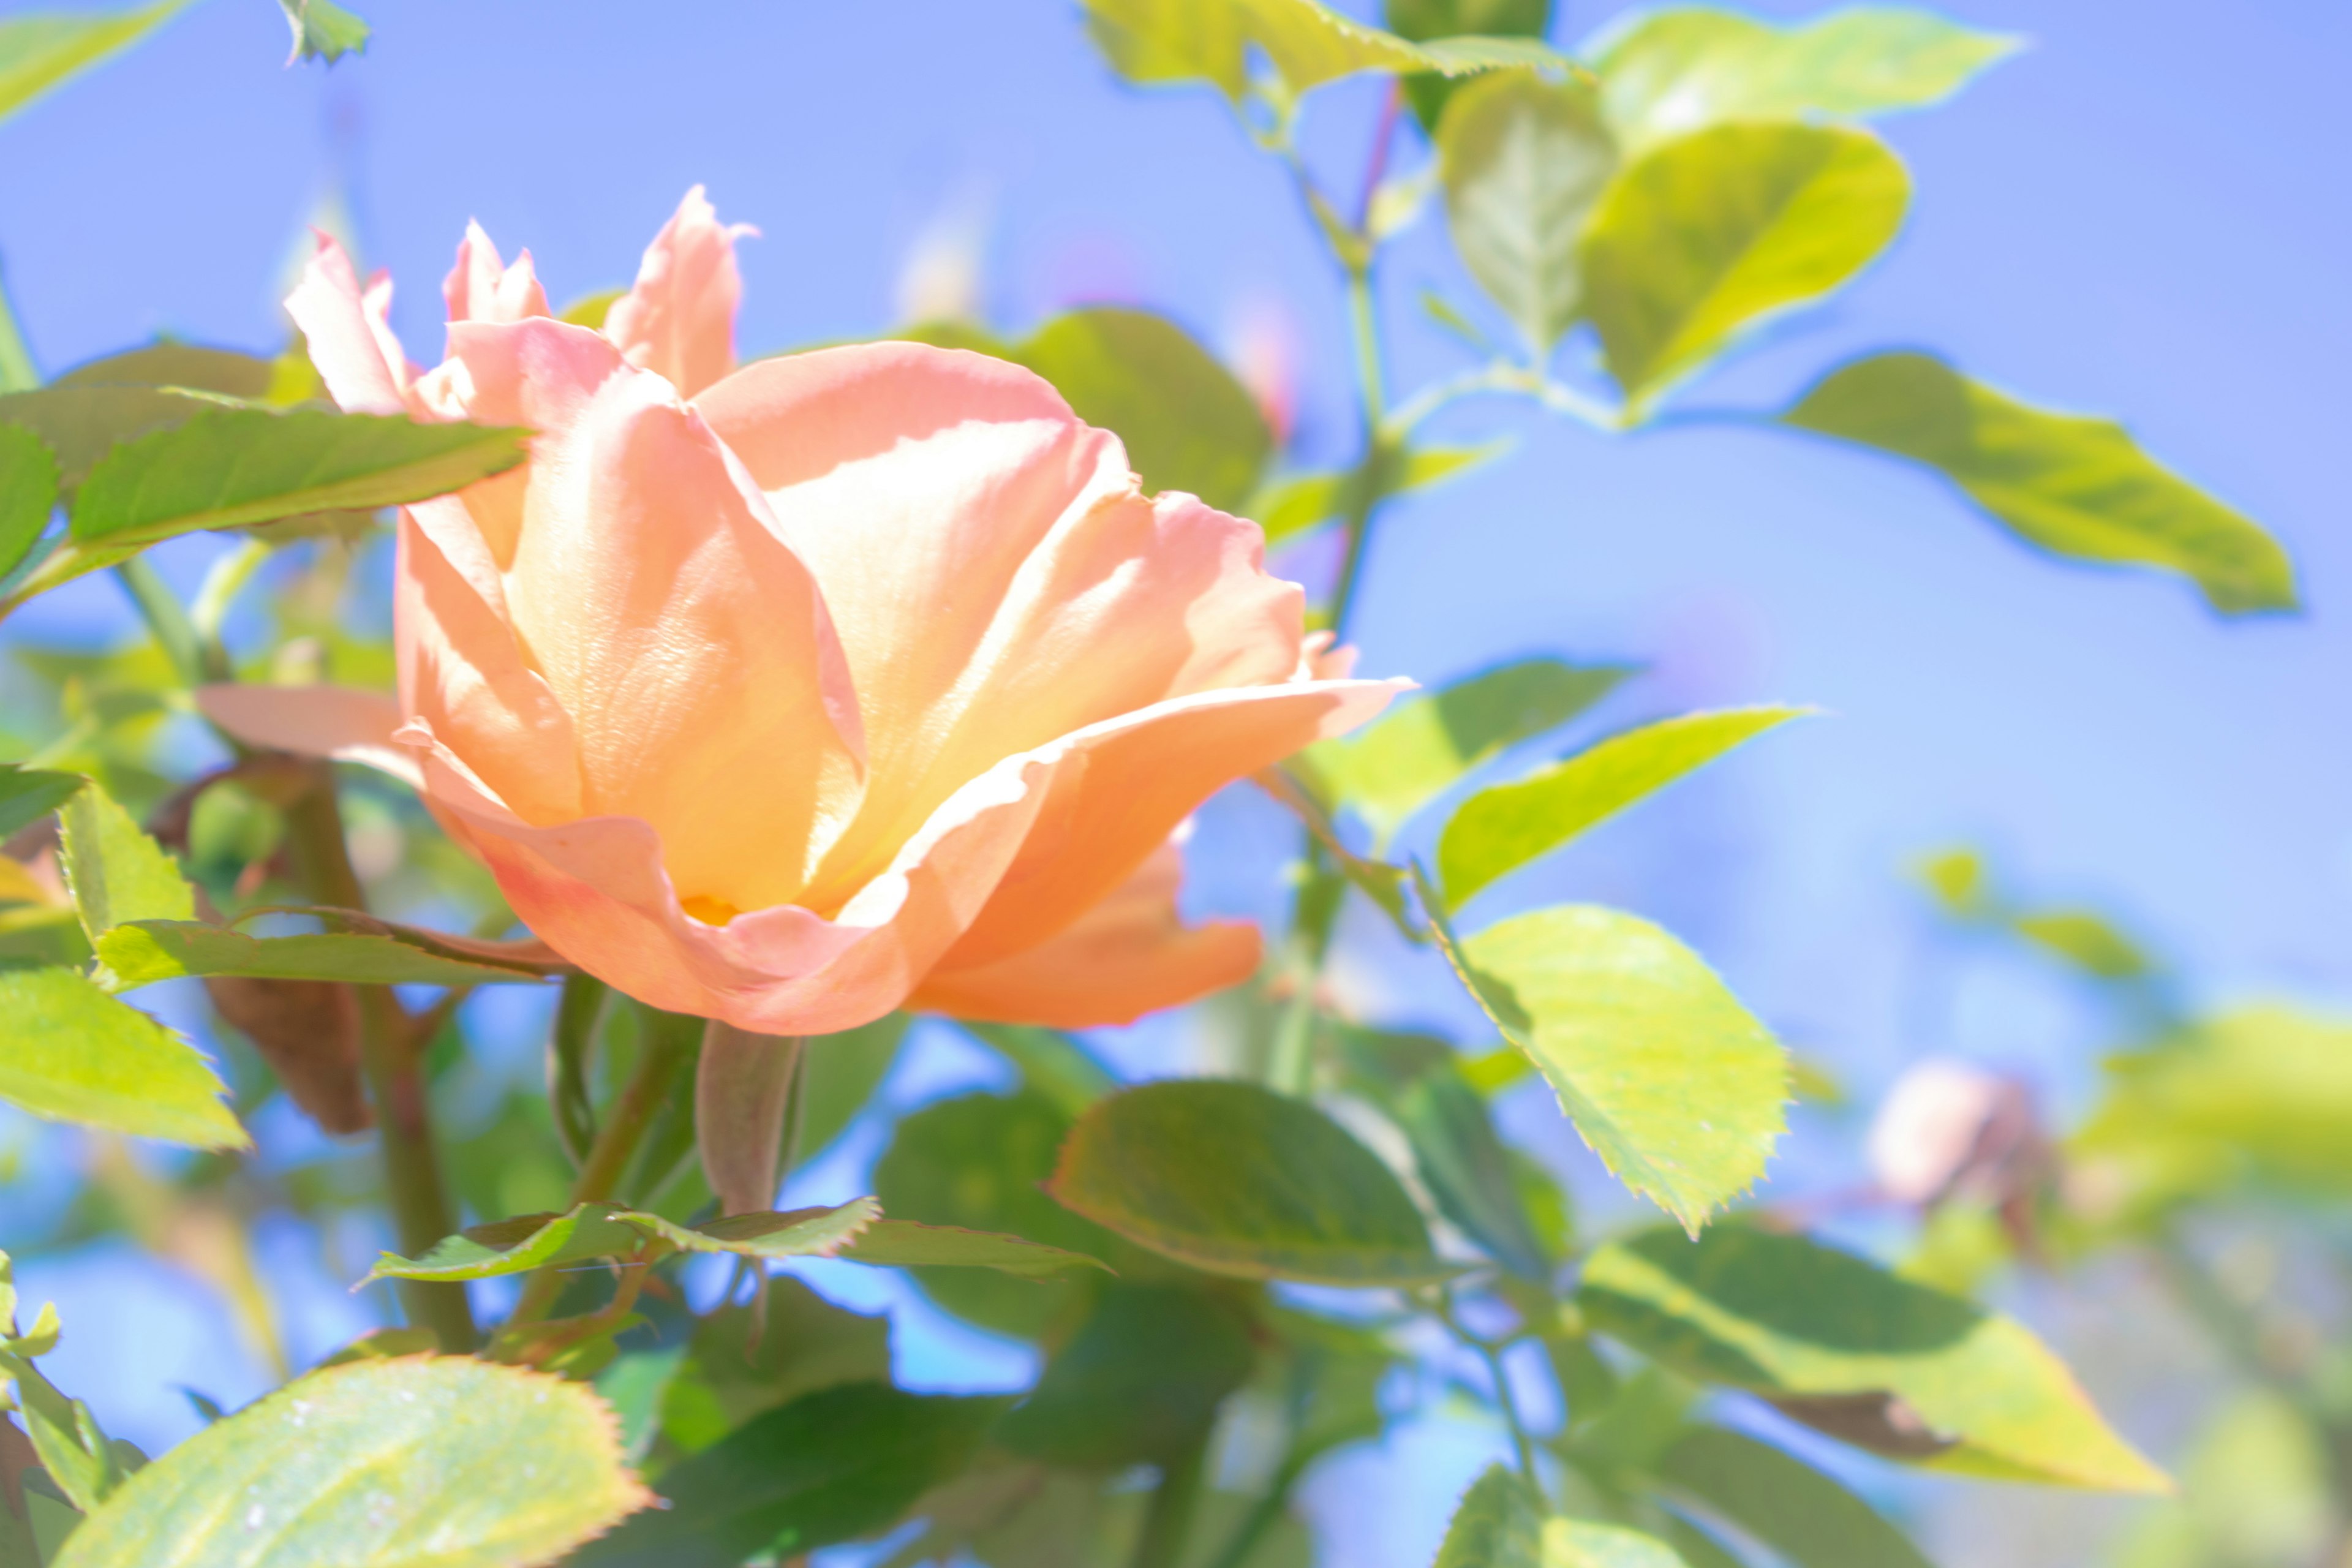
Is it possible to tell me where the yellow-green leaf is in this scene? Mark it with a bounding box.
[0,1,186,126]
[57,780,193,945]
[1440,902,1786,1231]
[1438,1466,1692,1567]
[1578,1223,2168,1492]
[1084,0,1574,102]
[1387,0,1554,129]
[1047,1079,1455,1286]
[54,343,277,399]
[1439,70,1616,353]
[51,1357,650,1568]
[1782,352,2296,614]
[276,0,368,66]
[1439,706,1804,907]
[0,423,56,578]
[0,969,243,1149]
[1589,5,2020,154]
[1582,123,1909,407]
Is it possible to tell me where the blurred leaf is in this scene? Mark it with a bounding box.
[315,1326,439,1366]
[1017,307,1270,513]
[1782,352,2295,614]
[58,777,192,943]
[71,407,527,548]
[874,1090,1132,1339]
[99,919,560,991]
[959,1020,1117,1115]
[366,1198,880,1283]
[0,1,186,126]
[1438,70,1616,354]
[1316,656,1634,846]
[575,1382,1005,1567]
[2109,1389,2332,1568]
[841,1219,1114,1278]
[1649,1425,1932,1568]
[1254,764,1417,935]
[558,289,625,331]
[1388,0,1553,128]
[798,1011,911,1161]
[2074,1006,2352,1209]
[1047,1079,1454,1286]
[276,0,368,65]
[1441,902,1786,1231]
[1547,1521,1692,1566]
[0,423,56,578]
[0,763,80,839]
[1914,845,1991,918]
[1434,1464,1543,1567]
[53,343,276,399]
[51,1357,647,1568]
[1250,440,1508,547]
[0,1253,132,1513]
[0,969,241,1148]
[2013,908,2150,980]
[1578,1223,2168,1491]
[1584,124,1909,408]
[1591,5,2020,153]
[1083,0,1575,103]
[1439,707,1805,907]
[673,1283,891,1438]
[1336,1025,1556,1278]
[1000,1283,1257,1467]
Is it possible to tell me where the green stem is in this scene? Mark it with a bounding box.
[1129,1429,1210,1568]
[1438,1293,1539,1485]
[0,263,36,393]
[506,1019,696,1329]
[113,557,211,687]
[1203,1454,1308,1568]
[282,775,475,1351]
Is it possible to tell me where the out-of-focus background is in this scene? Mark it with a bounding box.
[1,2,2345,1563]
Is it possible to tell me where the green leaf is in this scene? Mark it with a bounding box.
[0,1252,132,1515]
[1336,1025,1557,1278]
[1387,0,1553,129]
[366,1199,880,1283]
[1314,656,1634,846]
[0,386,217,488]
[1016,307,1270,513]
[51,1356,649,1568]
[0,763,80,839]
[2013,908,2151,980]
[1000,1283,1257,1467]
[797,1010,911,1161]
[1590,5,2021,154]
[574,1382,1005,1567]
[71,405,527,548]
[97,919,559,992]
[873,1089,1128,1339]
[1546,1520,1692,1567]
[839,1219,1114,1278]
[1577,1223,2169,1491]
[0,1,187,126]
[54,343,277,399]
[1083,0,1575,103]
[670,1283,891,1442]
[276,0,369,64]
[1046,1079,1454,1286]
[1441,903,1786,1231]
[958,1019,1117,1114]
[1439,706,1806,906]
[1582,123,1910,408]
[1435,1464,1542,1567]
[1438,70,1616,354]
[559,289,626,331]
[0,423,56,579]
[1782,352,2296,614]
[1649,1425,1932,1568]
[0,969,241,1148]
[1249,440,1508,547]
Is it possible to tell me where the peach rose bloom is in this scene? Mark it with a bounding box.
[202,189,1401,1035]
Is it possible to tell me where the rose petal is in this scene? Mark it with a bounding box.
[603,185,752,399]
[442,220,551,325]
[284,234,412,417]
[195,684,420,790]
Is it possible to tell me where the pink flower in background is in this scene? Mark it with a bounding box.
[203,189,1401,1034]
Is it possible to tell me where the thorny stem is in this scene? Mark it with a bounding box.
[281,772,477,1351]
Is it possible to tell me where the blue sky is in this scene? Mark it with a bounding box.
[1,1,2347,1561]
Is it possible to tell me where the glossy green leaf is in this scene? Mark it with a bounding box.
[1084,0,1574,102]
[54,343,277,399]
[840,1219,1113,1277]
[1583,124,1909,407]
[1387,0,1553,128]
[1439,706,1805,905]
[0,423,56,578]
[1578,1223,2168,1491]
[97,919,559,992]
[276,0,368,64]
[1047,1079,1453,1286]
[1438,70,1616,353]
[1782,352,2296,614]
[575,1382,1005,1567]
[1444,903,1785,1231]
[0,1,186,126]
[51,1357,649,1568]
[364,1198,879,1283]
[873,1089,1128,1338]
[1591,5,2020,153]
[1315,656,1634,846]
[1650,1425,1932,1568]
[58,778,192,943]
[0,763,80,839]
[0,969,241,1148]
[1000,1283,1257,1466]
[1016,307,1270,513]
[71,405,527,548]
